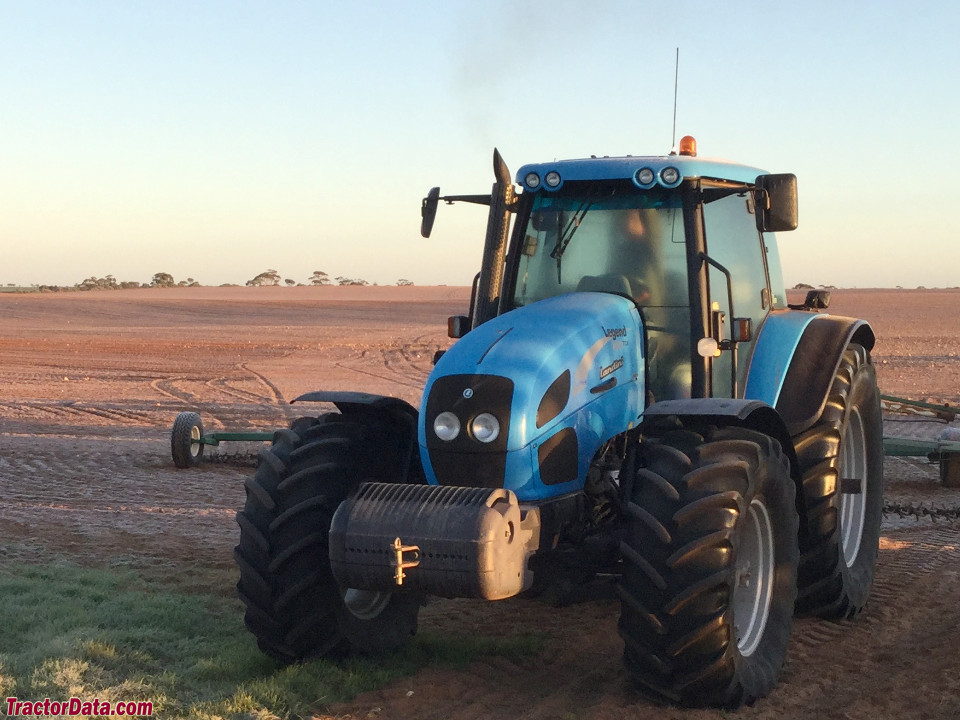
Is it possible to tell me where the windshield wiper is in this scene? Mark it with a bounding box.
[549,201,592,283]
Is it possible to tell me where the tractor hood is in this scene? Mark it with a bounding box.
[419,292,646,497]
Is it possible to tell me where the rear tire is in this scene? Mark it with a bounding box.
[234,414,421,663]
[171,412,204,468]
[618,426,799,707]
[792,344,884,617]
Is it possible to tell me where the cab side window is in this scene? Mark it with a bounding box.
[702,192,770,396]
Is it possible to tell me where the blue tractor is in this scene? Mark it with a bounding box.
[234,137,883,707]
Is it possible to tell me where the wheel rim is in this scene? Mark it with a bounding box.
[342,588,391,620]
[733,498,775,657]
[189,424,202,458]
[839,407,867,566]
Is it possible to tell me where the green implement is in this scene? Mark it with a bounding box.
[170,411,273,468]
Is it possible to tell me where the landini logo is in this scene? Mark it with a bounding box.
[600,357,624,379]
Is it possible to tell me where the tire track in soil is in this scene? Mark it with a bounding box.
[150,377,202,404]
[204,361,289,406]
[149,376,238,433]
[765,525,960,720]
[787,528,960,654]
[149,363,294,432]
[0,401,85,422]
[0,401,159,427]
[59,402,157,425]
[334,335,440,391]
[240,361,286,403]
[205,377,272,405]
[334,355,425,390]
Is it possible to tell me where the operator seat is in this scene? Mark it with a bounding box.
[575,274,633,299]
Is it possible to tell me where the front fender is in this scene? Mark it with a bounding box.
[642,397,798,481]
[291,390,420,480]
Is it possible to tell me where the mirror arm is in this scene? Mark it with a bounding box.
[440,194,491,206]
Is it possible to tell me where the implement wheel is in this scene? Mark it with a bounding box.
[171,412,205,468]
[618,426,799,708]
[792,344,884,618]
[234,414,422,663]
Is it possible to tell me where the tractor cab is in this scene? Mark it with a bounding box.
[423,137,799,402]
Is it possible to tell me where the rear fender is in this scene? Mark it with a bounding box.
[744,312,875,436]
[292,391,421,481]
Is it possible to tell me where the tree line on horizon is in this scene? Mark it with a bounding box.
[10,277,952,294]
[19,270,415,293]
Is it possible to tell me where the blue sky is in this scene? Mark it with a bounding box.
[2,1,958,288]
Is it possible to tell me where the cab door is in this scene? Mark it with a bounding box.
[701,190,771,398]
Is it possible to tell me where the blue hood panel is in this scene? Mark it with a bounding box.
[419,293,646,500]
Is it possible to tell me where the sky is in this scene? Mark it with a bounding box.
[2,1,958,289]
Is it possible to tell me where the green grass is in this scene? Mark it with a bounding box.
[0,563,543,719]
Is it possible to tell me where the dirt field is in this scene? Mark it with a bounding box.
[1,286,958,720]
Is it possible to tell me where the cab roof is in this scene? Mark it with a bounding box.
[515,154,767,193]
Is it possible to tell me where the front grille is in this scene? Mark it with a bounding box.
[428,449,506,488]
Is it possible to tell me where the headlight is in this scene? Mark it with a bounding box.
[635,167,655,186]
[524,172,541,189]
[544,171,561,188]
[660,166,681,186]
[433,411,461,441]
[470,413,500,443]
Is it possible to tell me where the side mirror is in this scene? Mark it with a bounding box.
[788,289,831,311]
[531,209,560,232]
[804,289,830,309]
[755,173,798,233]
[421,187,440,238]
[447,315,471,339]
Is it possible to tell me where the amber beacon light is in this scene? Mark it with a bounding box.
[679,135,697,156]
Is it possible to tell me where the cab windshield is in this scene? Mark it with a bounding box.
[510,183,688,310]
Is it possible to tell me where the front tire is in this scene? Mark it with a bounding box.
[792,344,884,617]
[234,414,421,663]
[618,426,799,707]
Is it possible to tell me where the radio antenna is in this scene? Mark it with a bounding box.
[671,48,679,149]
